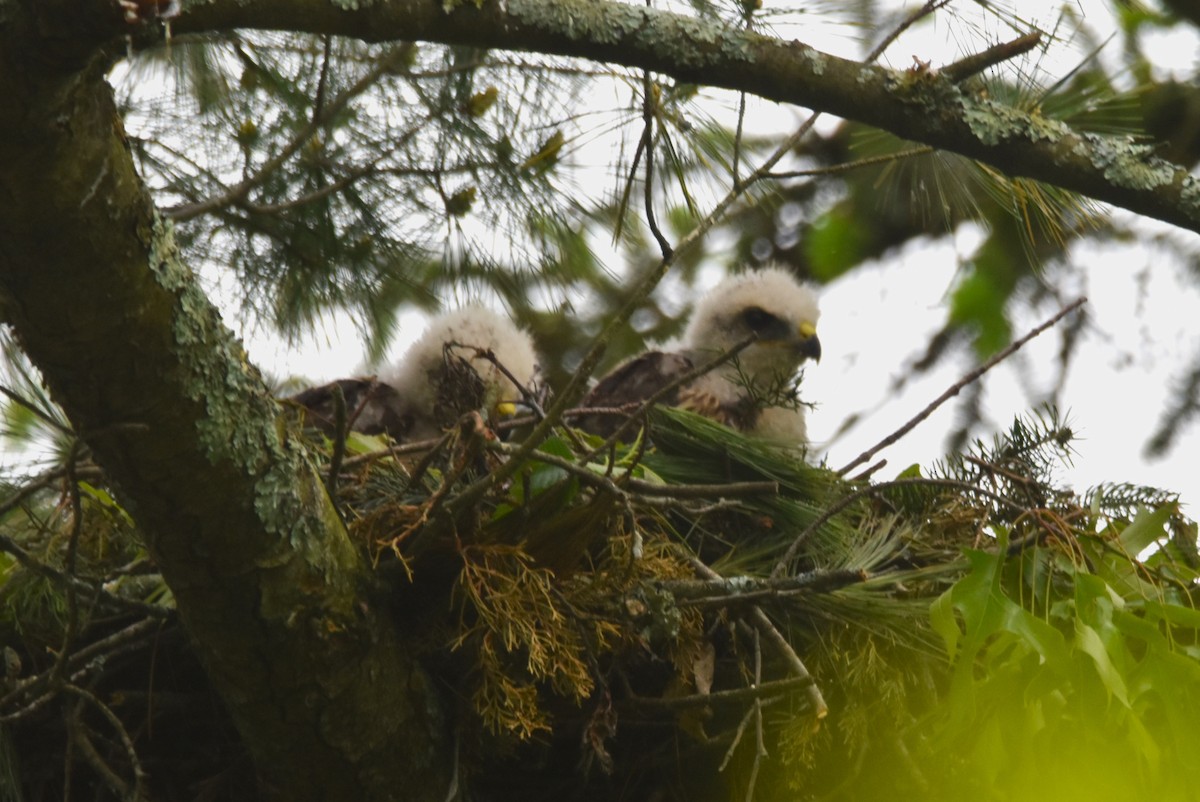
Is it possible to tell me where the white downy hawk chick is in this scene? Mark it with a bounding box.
[579,266,821,445]
[379,305,538,442]
[289,305,538,443]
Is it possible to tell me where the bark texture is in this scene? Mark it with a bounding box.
[0,4,450,799]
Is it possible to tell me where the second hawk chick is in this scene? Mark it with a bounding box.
[380,305,539,442]
[290,305,538,443]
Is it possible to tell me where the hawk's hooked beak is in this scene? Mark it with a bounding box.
[795,322,822,362]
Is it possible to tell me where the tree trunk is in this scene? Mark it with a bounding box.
[0,5,450,799]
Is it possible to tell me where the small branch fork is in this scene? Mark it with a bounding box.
[689,557,828,720]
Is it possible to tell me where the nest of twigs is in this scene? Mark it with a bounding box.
[2,395,1198,801]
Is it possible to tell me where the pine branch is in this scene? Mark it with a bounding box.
[176,0,1200,233]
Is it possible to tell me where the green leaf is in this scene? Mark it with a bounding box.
[930,587,961,661]
[1144,599,1200,630]
[345,432,390,454]
[78,482,135,525]
[1117,503,1176,555]
[1074,621,1130,706]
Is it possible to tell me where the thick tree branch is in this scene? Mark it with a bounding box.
[173,0,1200,235]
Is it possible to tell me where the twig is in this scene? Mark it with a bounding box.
[746,631,768,802]
[868,1,951,62]
[0,618,164,719]
[690,558,827,719]
[836,297,1087,477]
[663,568,866,606]
[402,429,455,491]
[0,471,171,619]
[730,0,756,188]
[62,683,148,801]
[719,625,761,773]
[0,527,166,618]
[52,442,87,686]
[621,675,813,710]
[846,458,887,483]
[489,440,777,499]
[72,718,131,800]
[468,346,546,422]
[748,606,827,718]
[769,146,933,180]
[0,465,72,518]
[641,68,673,260]
[312,35,334,125]
[0,385,73,435]
[941,32,1043,83]
[720,700,758,772]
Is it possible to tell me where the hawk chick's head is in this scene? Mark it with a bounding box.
[383,306,538,439]
[683,266,821,382]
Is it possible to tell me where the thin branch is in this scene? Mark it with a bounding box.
[846,458,887,483]
[719,625,761,776]
[940,32,1043,84]
[641,68,673,260]
[662,568,865,604]
[312,34,334,124]
[836,297,1088,477]
[867,1,951,62]
[0,385,73,436]
[0,618,164,721]
[71,718,131,800]
[690,557,827,718]
[489,439,777,499]
[621,675,814,710]
[0,461,166,623]
[748,605,827,718]
[769,146,933,180]
[719,698,757,772]
[52,442,87,687]
[62,684,148,801]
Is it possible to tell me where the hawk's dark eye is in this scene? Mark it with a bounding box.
[740,306,777,332]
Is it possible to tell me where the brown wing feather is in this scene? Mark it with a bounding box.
[286,378,413,440]
[576,351,694,437]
